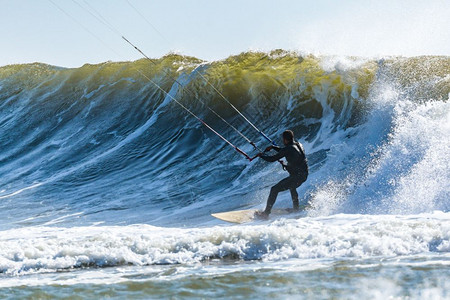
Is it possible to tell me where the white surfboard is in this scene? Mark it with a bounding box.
[211,209,259,224]
[211,205,309,224]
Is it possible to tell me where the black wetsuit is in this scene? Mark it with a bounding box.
[260,141,308,214]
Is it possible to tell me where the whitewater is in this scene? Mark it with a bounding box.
[0,51,449,299]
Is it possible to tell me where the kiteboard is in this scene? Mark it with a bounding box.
[212,204,310,224]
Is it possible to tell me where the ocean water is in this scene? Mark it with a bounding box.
[0,52,449,299]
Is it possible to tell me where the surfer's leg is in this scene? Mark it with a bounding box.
[289,188,299,210]
[264,177,292,214]
[290,175,307,210]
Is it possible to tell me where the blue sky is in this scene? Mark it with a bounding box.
[1,0,449,67]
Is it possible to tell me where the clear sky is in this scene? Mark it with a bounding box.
[1,0,449,67]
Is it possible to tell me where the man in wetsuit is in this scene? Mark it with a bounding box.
[255,130,308,219]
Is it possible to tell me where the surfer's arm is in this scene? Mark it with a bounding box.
[264,145,281,152]
[272,146,281,152]
[259,149,285,162]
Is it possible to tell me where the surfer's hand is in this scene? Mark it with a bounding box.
[265,146,273,152]
[256,152,263,158]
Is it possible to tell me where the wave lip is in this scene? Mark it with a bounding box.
[0,212,448,276]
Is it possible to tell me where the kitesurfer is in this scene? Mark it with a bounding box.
[255,130,308,219]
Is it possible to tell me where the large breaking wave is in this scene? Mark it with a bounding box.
[0,51,449,230]
[0,51,449,277]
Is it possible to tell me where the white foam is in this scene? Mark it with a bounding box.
[0,212,448,277]
[305,60,450,216]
